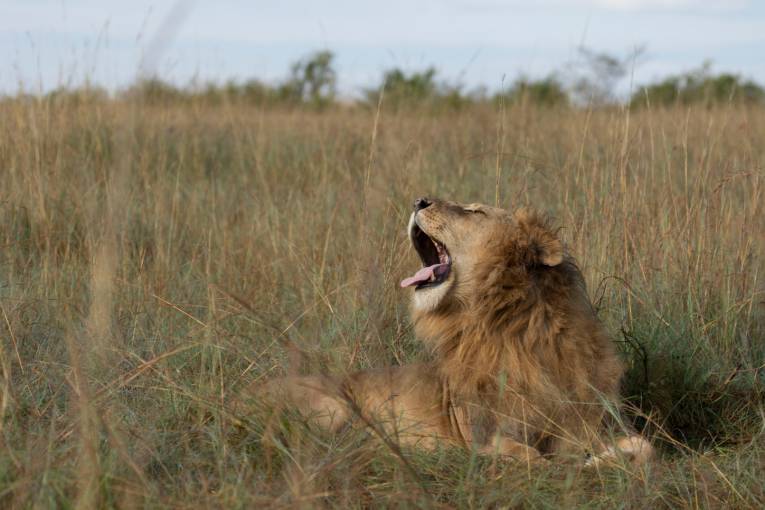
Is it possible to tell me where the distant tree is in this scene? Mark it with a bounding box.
[122,53,339,108]
[194,79,279,106]
[240,79,280,104]
[495,75,569,107]
[568,46,643,105]
[364,67,436,107]
[281,50,337,107]
[631,62,765,107]
[365,67,470,110]
[124,78,187,104]
[45,85,108,106]
[439,85,471,110]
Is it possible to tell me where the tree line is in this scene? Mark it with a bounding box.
[18,49,765,109]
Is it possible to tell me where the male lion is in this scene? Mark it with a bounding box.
[259,198,651,465]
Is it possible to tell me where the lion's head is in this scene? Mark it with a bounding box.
[401,197,564,314]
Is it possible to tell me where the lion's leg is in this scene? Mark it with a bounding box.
[452,407,544,462]
[586,434,653,467]
[347,365,454,449]
[257,365,449,442]
[260,375,350,432]
[478,435,544,463]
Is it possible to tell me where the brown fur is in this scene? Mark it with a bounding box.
[255,198,652,465]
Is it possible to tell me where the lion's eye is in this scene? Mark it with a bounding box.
[465,208,486,216]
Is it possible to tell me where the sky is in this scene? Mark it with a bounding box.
[2,0,764,97]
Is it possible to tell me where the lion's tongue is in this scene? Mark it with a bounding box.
[400,263,449,288]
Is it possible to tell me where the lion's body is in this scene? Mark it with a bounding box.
[259,199,651,465]
[271,365,448,447]
[413,258,625,456]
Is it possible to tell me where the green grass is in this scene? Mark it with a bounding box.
[0,97,763,508]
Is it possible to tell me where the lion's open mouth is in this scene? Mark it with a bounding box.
[400,220,451,290]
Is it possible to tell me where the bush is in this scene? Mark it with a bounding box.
[494,75,569,107]
[364,67,471,110]
[280,50,337,108]
[631,63,765,107]
[123,78,189,105]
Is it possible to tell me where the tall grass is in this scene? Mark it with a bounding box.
[0,95,763,507]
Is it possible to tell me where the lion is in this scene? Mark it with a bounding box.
[256,197,652,466]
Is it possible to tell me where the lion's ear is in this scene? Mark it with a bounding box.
[513,208,563,267]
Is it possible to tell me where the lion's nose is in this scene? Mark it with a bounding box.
[414,197,432,211]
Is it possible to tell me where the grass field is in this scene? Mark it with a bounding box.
[0,96,763,508]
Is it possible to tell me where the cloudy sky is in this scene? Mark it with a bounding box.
[2,0,763,96]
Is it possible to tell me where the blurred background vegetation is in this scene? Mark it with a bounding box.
[9,48,764,111]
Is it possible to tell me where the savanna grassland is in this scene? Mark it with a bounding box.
[0,95,763,508]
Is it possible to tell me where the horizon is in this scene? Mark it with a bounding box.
[3,1,764,98]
